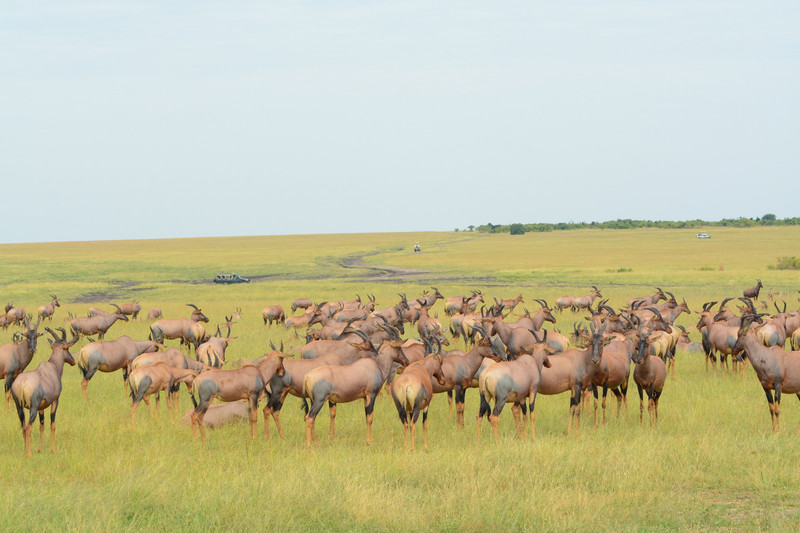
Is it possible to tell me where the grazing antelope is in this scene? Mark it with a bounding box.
[391,351,446,451]
[0,317,43,408]
[743,279,763,299]
[37,295,60,322]
[190,350,289,441]
[77,335,160,401]
[146,308,163,321]
[128,362,198,423]
[70,304,129,339]
[291,298,314,313]
[262,305,285,326]
[118,302,142,319]
[303,340,410,447]
[10,327,77,457]
[632,325,667,426]
[149,304,209,352]
[477,330,554,442]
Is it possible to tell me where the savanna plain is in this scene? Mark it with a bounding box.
[2,227,800,532]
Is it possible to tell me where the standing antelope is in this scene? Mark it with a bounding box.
[262,305,286,326]
[743,279,763,299]
[10,327,77,457]
[5,303,26,327]
[128,362,198,423]
[69,304,129,339]
[391,352,446,451]
[77,335,160,400]
[734,314,800,432]
[118,302,142,319]
[263,336,378,440]
[632,325,667,426]
[0,317,43,408]
[477,330,554,442]
[149,304,209,352]
[431,326,506,427]
[196,325,234,368]
[146,308,163,321]
[303,340,409,448]
[37,295,60,322]
[537,321,609,434]
[190,350,289,441]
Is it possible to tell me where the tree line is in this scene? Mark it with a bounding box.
[460,214,799,235]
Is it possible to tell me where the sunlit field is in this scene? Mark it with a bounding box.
[1,227,800,531]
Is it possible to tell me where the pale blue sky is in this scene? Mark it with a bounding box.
[2,1,798,243]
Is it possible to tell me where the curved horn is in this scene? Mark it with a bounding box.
[645,307,668,325]
[187,303,200,310]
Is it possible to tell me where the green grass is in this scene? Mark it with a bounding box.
[2,227,800,531]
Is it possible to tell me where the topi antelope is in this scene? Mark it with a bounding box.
[37,295,60,322]
[0,317,43,409]
[390,349,446,451]
[477,330,554,442]
[302,339,410,448]
[118,301,142,319]
[149,304,209,352]
[70,304,129,339]
[733,313,800,432]
[262,305,285,326]
[146,308,163,321]
[190,349,290,441]
[537,321,609,434]
[128,362,198,423]
[77,335,161,401]
[196,325,234,368]
[10,327,77,457]
[743,279,763,299]
[632,325,667,426]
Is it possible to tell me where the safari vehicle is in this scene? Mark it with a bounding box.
[696,232,711,239]
[213,273,250,284]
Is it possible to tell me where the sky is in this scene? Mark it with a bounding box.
[2,1,798,244]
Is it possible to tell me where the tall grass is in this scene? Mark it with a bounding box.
[1,228,799,531]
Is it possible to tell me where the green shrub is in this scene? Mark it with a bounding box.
[509,223,526,235]
[768,256,800,270]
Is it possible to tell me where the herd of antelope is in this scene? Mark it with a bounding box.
[3,280,800,456]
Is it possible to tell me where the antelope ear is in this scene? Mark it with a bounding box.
[543,355,552,368]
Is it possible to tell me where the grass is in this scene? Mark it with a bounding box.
[1,227,800,531]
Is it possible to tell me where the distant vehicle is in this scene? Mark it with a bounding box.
[696,232,711,239]
[413,243,421,253]
[213,273,250,284]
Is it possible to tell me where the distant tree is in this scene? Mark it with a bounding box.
[509,223,525,235]
[468,225,475,232]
